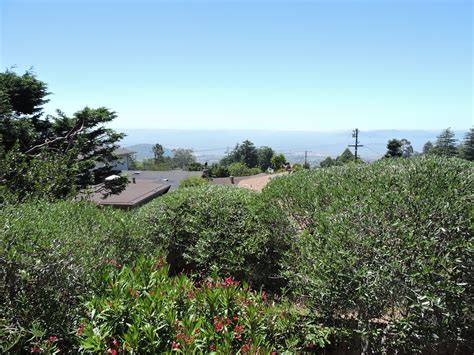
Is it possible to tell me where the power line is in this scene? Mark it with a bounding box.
[362,145,383,156]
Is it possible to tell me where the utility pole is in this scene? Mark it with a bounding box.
[349,128,363,161]
[304,150,308,166]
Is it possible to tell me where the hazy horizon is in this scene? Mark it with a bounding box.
[117,127,470,163]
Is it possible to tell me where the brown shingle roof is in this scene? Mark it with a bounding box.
[89,180,170,208]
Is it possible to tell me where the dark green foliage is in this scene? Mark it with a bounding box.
[78,257,331,353]
[227,162,261,177]
[209,163,230,177]
[257,146,275,171]
[138,185,294,289]
[0,69,49,117]
[220,140,259,168]
[263,156,473,352]
[337,147,355,163]
[0,148,79,203]
[434,127,458,157]
[384,139,403,158]
[0,70,127,201]
[320,156,337,168]
[171,148,196,169]
[271,153,286,170]
[460,127,474,161]
[179,176,209,188]
[0,200,148,352]
[187,162,203,171]
[152,143,165,163]
[423,140,434,154]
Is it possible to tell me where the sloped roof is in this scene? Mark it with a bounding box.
[88,180,170,208]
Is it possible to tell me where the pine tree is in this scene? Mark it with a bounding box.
[460,128,474,161]
[434,128,458,157]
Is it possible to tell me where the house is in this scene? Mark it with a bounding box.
[111,148,136,171]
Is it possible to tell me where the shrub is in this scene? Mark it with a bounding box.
[179,176,209,188]
[0,200,147,352]
[227,162,261,177]
[209,163,230,177]
[78,257,334,353]
[263,156,474,352]
[138,185,293,290]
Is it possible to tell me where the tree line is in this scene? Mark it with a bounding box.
[320,127,473,168]
[145,139,308,177]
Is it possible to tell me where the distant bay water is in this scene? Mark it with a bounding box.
[118,128,468,164]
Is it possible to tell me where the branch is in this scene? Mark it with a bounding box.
[25,118,85,155]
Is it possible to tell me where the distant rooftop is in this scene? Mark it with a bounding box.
[124,170,202,191]
[88,180,170,208]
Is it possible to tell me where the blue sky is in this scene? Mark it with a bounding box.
[1,0,472,131]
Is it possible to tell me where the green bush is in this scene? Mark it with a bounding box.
[209,163,230,177]
[227,162,261,177]
[78,257,334,353]
[0,200,147,352]
[263,156,473,352]
[138,185,293,290]
[179,176,209,188]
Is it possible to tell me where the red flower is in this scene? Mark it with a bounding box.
[209,344,216,351]
[234,333,242,340]
[213,320,224,332]
[261,291,267,302]
[226,318,231,324]
[241,343,252,354]
[30,347,40,353]
[109,337,119,348]
[172,341,180,349]
[76,324,85,336]
[223,276,240,287]
[48,335,58,343]
[234,324,244,333]
[107,350,117,355]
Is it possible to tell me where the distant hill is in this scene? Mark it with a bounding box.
[125,144,173,161]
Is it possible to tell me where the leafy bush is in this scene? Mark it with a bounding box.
[78,257,334,353]
[0,200,147,352]
[179,176,209,188]
[227,162,261,177]
[209,163,230,177]
[138,185,293,289]
[263,156,473,352]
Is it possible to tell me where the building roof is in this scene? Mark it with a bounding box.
[124,170,202,191]
[88,180,170,208]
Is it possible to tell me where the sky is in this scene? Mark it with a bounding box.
[1,0,472,131]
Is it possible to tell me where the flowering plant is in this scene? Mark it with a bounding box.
[77,257,330,353]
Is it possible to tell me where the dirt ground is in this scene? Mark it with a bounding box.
[237,173,286,192]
